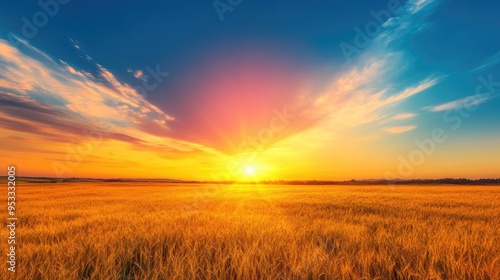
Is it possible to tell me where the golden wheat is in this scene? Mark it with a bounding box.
[2,183,499,279]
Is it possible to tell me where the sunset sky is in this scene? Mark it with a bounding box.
[0,0,499,180]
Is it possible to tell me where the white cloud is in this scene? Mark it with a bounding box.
[0,38,222,157]
[424,94,492,112]
[390,113,416,120]
[299,0,442,139]
[407,0,435,14]
[384,125,416,134]
[472,51,500,72]
[133,70,146,81]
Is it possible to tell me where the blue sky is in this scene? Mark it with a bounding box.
[0,0,499,179]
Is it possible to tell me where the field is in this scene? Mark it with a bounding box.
[3,183,500,279]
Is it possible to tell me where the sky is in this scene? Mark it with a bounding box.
[0,0,499,180]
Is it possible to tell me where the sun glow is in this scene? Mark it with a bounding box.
[245,166,255,176]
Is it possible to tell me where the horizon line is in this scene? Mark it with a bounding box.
[4,176,500,185]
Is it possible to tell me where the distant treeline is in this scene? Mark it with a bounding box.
[2,177,500,185]
[199,178,500,185]
[247,178,500,185]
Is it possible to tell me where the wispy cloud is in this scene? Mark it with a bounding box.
[390,113,416,120]
[0,38,219,158]
[128,68,147,81]
[423,94,492,112]
[245,0,443,159]
[384,77,441,104]
[472,51,500,73]
[383,125,416,134]
[407,0,435,14]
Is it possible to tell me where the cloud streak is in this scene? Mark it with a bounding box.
[0,37,219,159]
[384,125,416,134]
[390,113,416,120]
[472,51,500,72]
[424,94,493,112]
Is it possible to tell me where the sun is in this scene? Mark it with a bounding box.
[238,161,269,181]
[245,166,255,176]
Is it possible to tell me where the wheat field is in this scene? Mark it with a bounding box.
[3,182,499,279]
